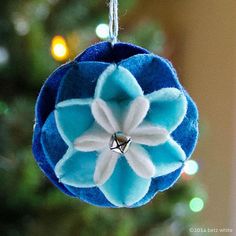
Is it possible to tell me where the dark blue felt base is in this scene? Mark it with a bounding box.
[32,41,198,208]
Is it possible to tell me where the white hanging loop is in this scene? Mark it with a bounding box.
[109,0,119,45]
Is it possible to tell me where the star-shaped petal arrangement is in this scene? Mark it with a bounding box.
[34,42,199,208]
[53,63,188,207]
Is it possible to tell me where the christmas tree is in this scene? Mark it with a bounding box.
[0,0,205,235]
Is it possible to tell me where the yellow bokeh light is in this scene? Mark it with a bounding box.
[51,35,69,61]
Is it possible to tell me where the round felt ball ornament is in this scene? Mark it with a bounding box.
[32,41,199,208]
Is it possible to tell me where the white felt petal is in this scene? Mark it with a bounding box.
[125,144,155,179]
[74,124,110,152]
[94,149,120,186]
[123,97,150,134]
[131,123,169,146]
[92,99,120,134]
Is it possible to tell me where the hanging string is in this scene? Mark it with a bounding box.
[109,0,119,45]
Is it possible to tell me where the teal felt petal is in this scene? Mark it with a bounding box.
[99,157,151,207]
[95,65,143,101]
[145,88,187,132]
[55,148,97,188]
[55,99,94,145]
[145,139,186,177]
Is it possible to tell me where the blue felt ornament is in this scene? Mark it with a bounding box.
[32,41,199,208]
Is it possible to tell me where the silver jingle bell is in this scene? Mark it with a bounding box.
[109,131,132,154]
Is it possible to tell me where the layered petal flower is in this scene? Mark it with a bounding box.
[53,63,188,207]
[33,42,198,208]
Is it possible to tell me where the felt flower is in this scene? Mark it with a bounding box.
[53,64,187,207]
[33,41,198,208]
